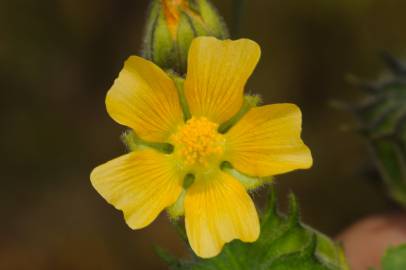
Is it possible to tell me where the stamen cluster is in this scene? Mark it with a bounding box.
[172,117,224,167]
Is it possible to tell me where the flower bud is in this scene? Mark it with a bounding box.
[142,0,229,75]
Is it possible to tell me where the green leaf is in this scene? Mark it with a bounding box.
[349,54,406,207]
[158,186,349,270]
[382,244,406,270]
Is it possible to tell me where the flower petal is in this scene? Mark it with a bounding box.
[106,56,183,142]
[90,149,183,229]
[225,104,313,177]
[184,37,261,124]
[184,171,260,258]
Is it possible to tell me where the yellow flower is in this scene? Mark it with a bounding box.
[90,37,313,258]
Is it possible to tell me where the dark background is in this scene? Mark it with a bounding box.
[2,0,406,269]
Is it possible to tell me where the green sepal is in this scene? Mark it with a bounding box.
[121,130,173,154]
[175,12,198,73]
[168,72,191,121]
[221,161,272,190]
[158,186,349,270]
[218,94,262,134]
[143,0,175,70]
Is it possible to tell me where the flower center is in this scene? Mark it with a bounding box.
[171,117,225,168]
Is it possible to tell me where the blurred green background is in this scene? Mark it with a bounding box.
[2,0,406,269]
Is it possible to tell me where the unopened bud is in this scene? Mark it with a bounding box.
[142,0,229,74]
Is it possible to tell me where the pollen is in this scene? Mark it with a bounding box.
[172,117,225,167]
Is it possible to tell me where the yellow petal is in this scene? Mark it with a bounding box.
[184,37,261,124]
[184,171,260,258]
[90,149,183,229]
[225,104,313,177]
[106,56,183,142]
